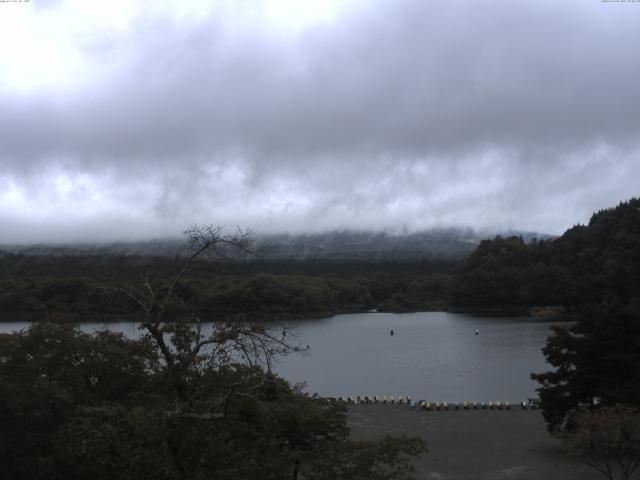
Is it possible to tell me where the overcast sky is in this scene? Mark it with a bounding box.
[0,0,639,243]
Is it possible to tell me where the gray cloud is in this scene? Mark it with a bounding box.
[1,0,639,242]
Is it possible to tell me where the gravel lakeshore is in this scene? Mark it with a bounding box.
[347,405,602,480]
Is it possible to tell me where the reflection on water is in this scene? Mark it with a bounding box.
[0,312,557,401]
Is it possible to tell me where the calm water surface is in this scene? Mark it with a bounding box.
[1,312,556,402]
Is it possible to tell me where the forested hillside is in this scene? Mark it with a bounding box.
[519,199,640,433]
[451,198,640,309]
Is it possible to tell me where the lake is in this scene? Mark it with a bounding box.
[0,312,556,402]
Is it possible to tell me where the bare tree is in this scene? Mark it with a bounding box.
[564,406,640,480]
[111,225,304,399]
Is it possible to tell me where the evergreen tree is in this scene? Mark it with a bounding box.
[532,301,640,432]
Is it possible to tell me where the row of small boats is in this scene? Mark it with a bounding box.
[329,396,540,410]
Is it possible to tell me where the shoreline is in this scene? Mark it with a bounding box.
[0,306,574,323]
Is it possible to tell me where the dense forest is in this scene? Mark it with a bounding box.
[451,198,640,312]
[1,199,639,321]
[0,227,496,321]
[0,255,455,321]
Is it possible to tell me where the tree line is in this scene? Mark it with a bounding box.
[450,198,640,310]
[0,255,455,321]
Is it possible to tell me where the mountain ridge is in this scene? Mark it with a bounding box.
[0,227,552,261]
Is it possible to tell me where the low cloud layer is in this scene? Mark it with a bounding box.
[1,0,639,243]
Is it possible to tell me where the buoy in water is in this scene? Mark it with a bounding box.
[475,329,480,335]
[390,329,394,336]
